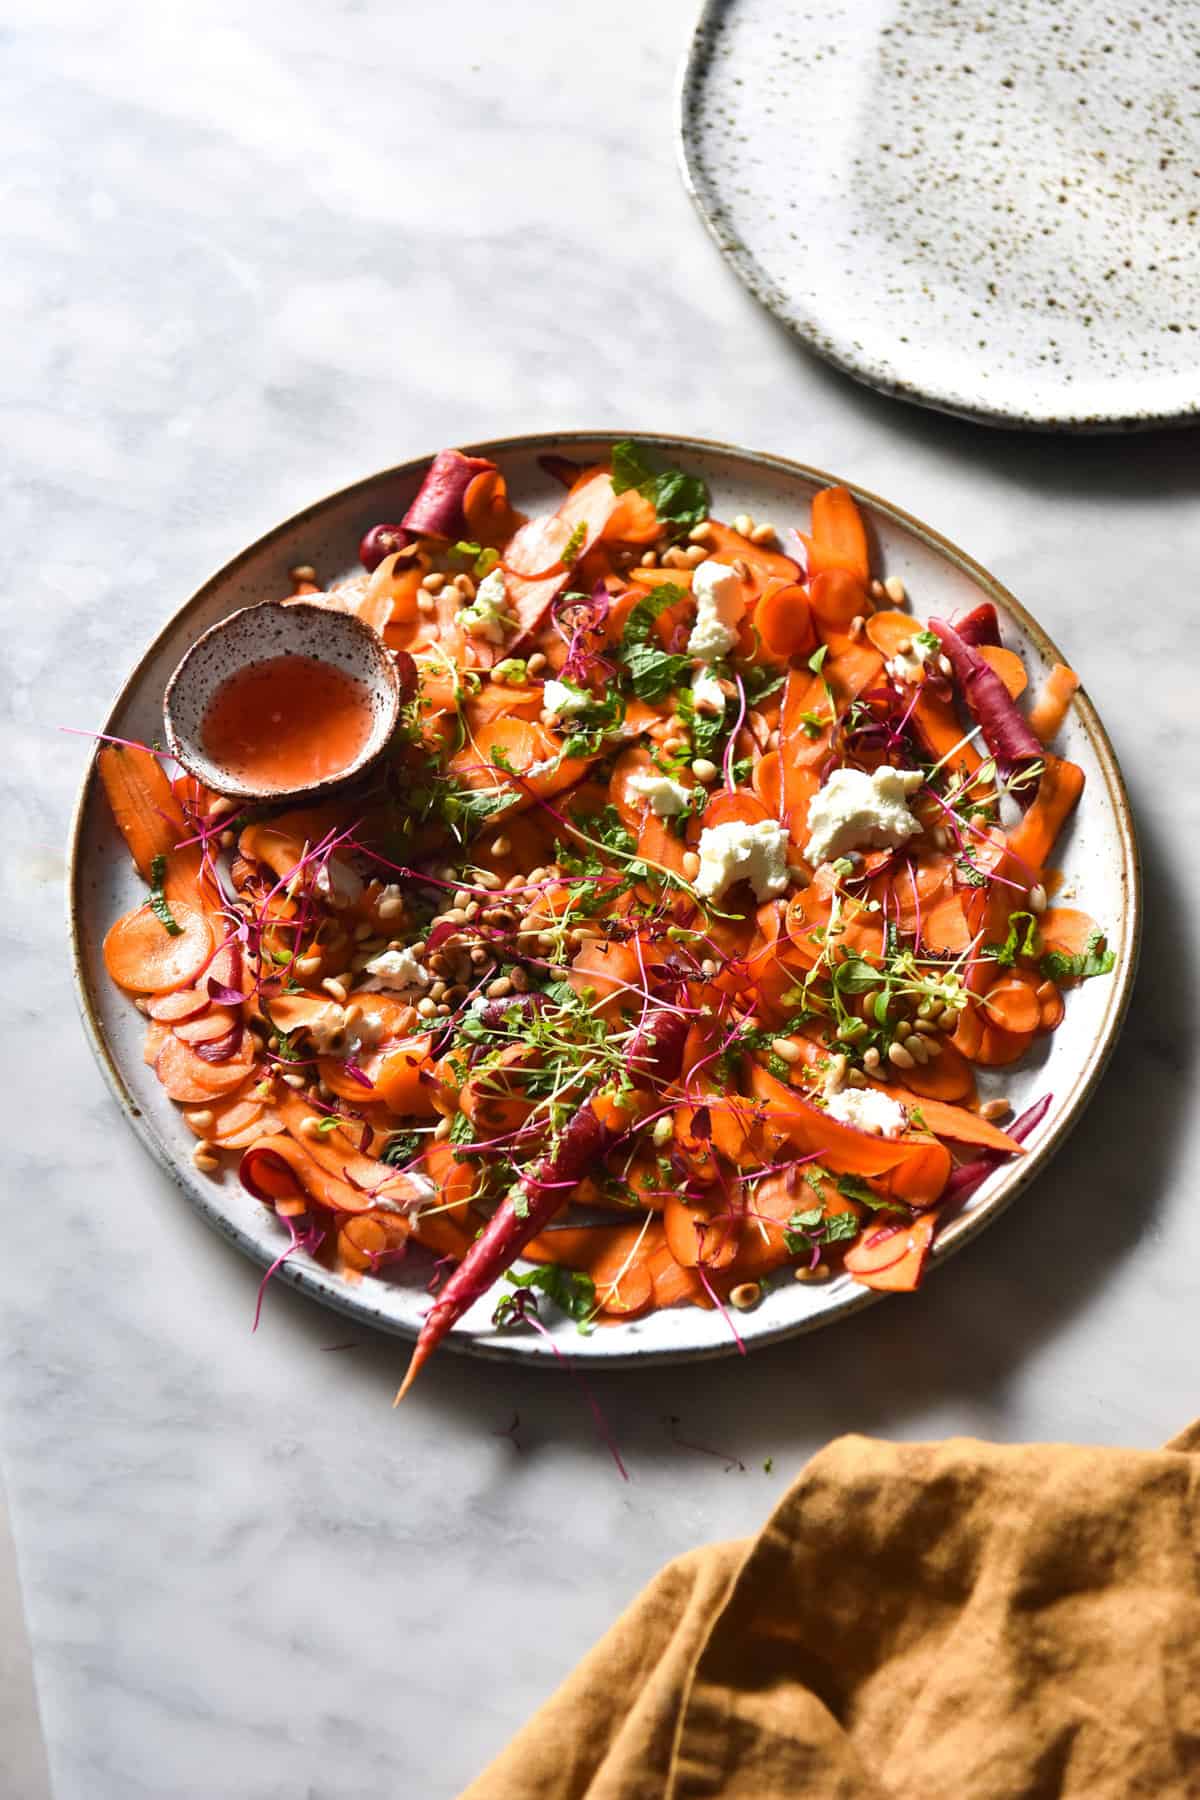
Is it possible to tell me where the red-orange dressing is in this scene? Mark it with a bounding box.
[201,654,373,790]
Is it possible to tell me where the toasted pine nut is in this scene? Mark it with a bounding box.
[378,895,404,921]
[887,1042,915,1069]
[770,1037,802,1063]
[282,1071,307,1090]
[849,614,865,640]
[652,1114,674,1146]
[907,1035,930,1064]
[192,1149,219,1172]
[749,521,777,545]
[640,550,658,567]
[795,1262,831,1283]
[421,571,446,592]
[682,543,707,567]
[527,652,547,675]
[321,977,348,1003]
[691,758,719,783]
[682,851,701,880]
[1029,883,1048,913]
[730,1281,761,1311]
[417,594,436,615]
[869,579,886,599]
[489,835,511,857]
[487,976,513,999]
[454,573,476,599]
[189,1109,214,1130]
[733,512,754,537]
[863,1046,882,1072]
[980,1098,1012,1121]
[884,575,907,603]
[687,521,714,544]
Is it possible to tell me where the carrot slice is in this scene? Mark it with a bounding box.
[98,744,187,880]
[865,610,921,659]
[754,582,817,658]
[808,567,869,636]
[845,1213,936,1292]
[1007,755,1085,869]
[982,973,1042,1036]
[977,644,1027,699]
[462,468,526,548]
[103,902,213,994]
[523,1221,662,1317]
[1028,663,1079,743]
[155,1031,256,1102]
[806,487,870,584]
[663,1196,740,1271]
[1037,906,1101,960]
[876,1093,1022,1154]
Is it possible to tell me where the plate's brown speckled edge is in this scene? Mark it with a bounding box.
[67,432,1141,1368]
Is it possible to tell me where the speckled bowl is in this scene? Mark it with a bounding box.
[162,599,401,802]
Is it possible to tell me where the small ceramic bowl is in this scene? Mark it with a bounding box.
[163,599,401,802]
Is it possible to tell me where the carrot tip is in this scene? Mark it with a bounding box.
[393,1346,426,1406]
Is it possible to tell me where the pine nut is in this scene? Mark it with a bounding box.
[298,1117,322,1139]
[795,1262,831,1283]
[895,1019,913,1040]
[682,544,707,567]
[662,546,688,568]
[980,1098,1012,1121]
[1029,883,1048,913]
[527,652,547,675]
[922,1038,943,1059]
[434,1116,453,1141]
[509,966,530,992]
[730,1282,761,1311]
[321,977,348,1002]
[220,829,236,850]
[884,575,907,603]
[417,593,436,615]
[895,636,912,656]
[428,979,447,1001]
[192,1149,219,1172]
[475,870,503,890]
[640,550,658,567]
[687,521,714,544]
[826,1052,848,1089]
[770,1037,802,1063]
[417,996,438,1018]
[907,1035,930,1064]
[661,736,688,755]
[887,1042,915,1069]
[733,512,754,537]
[189,1109,214,1130]
[454,573,476,599]
[749,521,777,545]
[282,1072,306,1090]
[849,614,865,640]
[731,558,750,580]
[421,571,446,592]
[489,836,511,858]
[691,758,718,783]
[487,976,513,999]
[378,895,404,922]
[938,655,953,678]
[289,564,317,585]
[682,851,701,880]
[863,1046,882,1072]
[652,1114,674,1146]
[869,579,886,600]
[846,1068,869,1088]
[209,795,236,819]
[913,1016,940,1035]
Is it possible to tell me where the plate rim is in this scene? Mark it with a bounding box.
[67,429,1143,1367]
[675,2,1200,436]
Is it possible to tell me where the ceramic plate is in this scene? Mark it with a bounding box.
[69,433,1140,1367]
[679,0,1200,431]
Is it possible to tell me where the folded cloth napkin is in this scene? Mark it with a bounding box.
[460,1424,1200,1799]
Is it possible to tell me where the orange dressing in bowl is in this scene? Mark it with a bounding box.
[201,654,374,791]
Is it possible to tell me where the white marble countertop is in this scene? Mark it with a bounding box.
[5,1,1199,1794]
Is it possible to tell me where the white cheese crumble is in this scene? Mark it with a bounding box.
[459,567,511,643]
[691,667,727,715]
[626,770,691,817]
[825,1086,907,1138]
[886,635,933,686]
[308,1004,352,1055]
[350,1009,388,1052]
[542,677,593,718]
[695,818,789,903]
[804,766,923,866]
[315,856,364,907]
[364,946,429,991]
[686,561,746,661]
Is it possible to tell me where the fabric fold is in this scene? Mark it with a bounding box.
[461,1427,1200,1800]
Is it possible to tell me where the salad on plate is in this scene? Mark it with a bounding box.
[94,441,1116,1392]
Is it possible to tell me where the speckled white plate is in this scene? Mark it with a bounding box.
[679,0,1200,431]
[69,433,1140,1367]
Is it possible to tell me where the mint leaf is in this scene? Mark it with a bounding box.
[1040,929,1114,984]
[610,441,710,536]
[148,854,183,937]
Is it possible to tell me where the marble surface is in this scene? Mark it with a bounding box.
[4,1,1199,1795]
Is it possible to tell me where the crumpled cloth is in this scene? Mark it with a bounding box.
[460,1423,1200,1798]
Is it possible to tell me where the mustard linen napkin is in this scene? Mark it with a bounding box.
[461,1424,1200,1798]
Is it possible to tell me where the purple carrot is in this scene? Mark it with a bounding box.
[952,601,1001,648]
[395,1008,687,1399]
[931,617,1043,766]
[941,1093,1054,1215]
[401,448,496,539]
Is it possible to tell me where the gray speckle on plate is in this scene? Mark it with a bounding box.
[678,0,1200,431]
